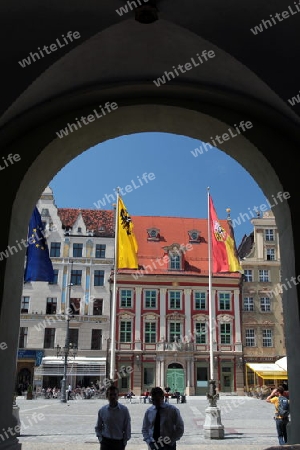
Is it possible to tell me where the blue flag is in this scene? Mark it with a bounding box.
[24,207,54,282]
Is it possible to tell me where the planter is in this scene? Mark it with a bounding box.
[26,391,33,400]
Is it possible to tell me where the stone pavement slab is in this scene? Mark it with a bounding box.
[15,395,290,450]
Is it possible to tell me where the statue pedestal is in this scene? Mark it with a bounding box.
[203,406,225,439]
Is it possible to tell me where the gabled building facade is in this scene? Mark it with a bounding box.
[115,215,243,396]
[17,187,114,392]
[238,210,286,389]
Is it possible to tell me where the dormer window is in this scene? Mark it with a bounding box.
[188,229,201,243]
[41,208,50,217]
[163,243,184,271]
[77,227,82,233]
[147,228,160,241]
[170,253,181,270]
[64,227,72,236]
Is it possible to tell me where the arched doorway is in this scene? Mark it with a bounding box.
[0,95,300,445]
[167,362,184,395]
[16,368,31,394]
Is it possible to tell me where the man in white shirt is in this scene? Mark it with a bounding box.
[142,387,184,450]
[95,385,131,450]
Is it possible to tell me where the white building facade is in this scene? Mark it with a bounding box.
[17,187,114,392]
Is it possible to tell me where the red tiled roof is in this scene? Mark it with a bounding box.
[119,215,241,279]
[57,208,114,236]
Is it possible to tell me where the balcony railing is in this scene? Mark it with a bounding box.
[156,342,195,351]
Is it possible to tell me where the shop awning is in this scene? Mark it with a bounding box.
[246,362,287,380]
[34,356,106,377]
[275,356,287,371]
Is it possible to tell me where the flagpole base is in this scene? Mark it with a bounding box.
[204,379,224,439]
[203,406,225,439]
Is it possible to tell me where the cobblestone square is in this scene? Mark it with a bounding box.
[15,395,283,450]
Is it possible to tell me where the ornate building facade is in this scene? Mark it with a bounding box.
[238,210,286,389]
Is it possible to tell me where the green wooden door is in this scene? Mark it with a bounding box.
[166,369,185,394]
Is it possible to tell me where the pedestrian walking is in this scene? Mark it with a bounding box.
[67,384,72,400]
[266,386,289,445]
[142,386,184,450]
[95,385,131,450]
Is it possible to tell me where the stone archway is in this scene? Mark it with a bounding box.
[0,92,299,447]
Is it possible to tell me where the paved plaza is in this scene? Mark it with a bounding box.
[14,395,287,450]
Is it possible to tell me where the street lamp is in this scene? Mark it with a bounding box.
[56,262,77,403]
[56,339,77,402]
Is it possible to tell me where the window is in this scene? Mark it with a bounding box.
[169,291,181,309]
[21,296,29,313]
[44,328,55,348]
[46,298,57,314]
[41,208,50,217]
[259,269,269,282]
[245,329,256,347]
[265,229,275,241]
[93,299,103,316]
[145,322,156,343]
[243,297,254,311]
[77,227,82,233]
[94,270,104,286]
[91,329,102,350]
[144,367,155,385]
[188,229,200,242]
[266,248,275,261]
[95,244,106,258]
[195,322,206,344]
[50,242,61,257]
[169,322,181,342]
[69,329,79,348]
[121,376,129,389]
[260,297,271,312]
[73,243,83,257]
[19,327,28,348]
[145,290,157,308]
[120,321,132,342]
[219,292,230,310]
[120,290,132,308]
[70,298,81,315]
[220,323,231,344]
[170,254,181,270]
[262,329,273,347]
[49,269,58,284]
[71,270,82,285]
[195,292,206,310]
[244,270,253,282]
[147,228,160,241]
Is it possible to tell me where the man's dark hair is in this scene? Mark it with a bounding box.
[277,386,284,395]
[106,385,119,397]
[151,387,164,397]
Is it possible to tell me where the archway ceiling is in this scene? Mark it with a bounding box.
[0,0,299,127]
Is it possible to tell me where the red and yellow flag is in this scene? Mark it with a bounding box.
[209,195,242,273]
[117,197,138,269]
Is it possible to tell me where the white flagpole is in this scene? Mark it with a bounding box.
[207,187,214,380]
[109,189,119,381]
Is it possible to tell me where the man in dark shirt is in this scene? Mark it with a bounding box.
[142,386,184,450]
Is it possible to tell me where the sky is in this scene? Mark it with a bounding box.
[49,132,269,247]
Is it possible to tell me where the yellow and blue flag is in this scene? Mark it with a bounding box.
[24,207,54,282]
